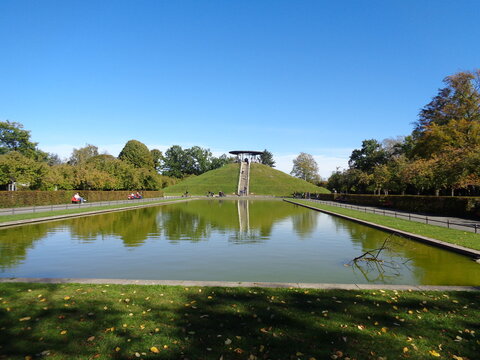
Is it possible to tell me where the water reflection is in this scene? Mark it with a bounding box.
[330,216,480,285]
[68,208,161,247]
[0,200,479,285]
[0,223,50,269]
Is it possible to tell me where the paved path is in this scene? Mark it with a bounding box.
[237,161,250,195]
[301,199,480,233]
[0,196,182,216]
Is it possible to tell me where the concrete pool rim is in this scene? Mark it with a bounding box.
[0,277,478,291]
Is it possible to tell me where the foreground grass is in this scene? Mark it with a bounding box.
[0,199,184,224]
[0,283,478,360]
[249,164,329,196]
[293,200,480,251]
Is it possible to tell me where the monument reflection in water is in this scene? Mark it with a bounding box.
[0,200,479,285]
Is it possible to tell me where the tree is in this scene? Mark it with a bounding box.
[185,146,212,175]
[68,144,99,165]
[118,140,154,169]
[372,164,391,195]
[41,164,75,190]
[0,120,43,159]
[45,153,63,166]
[260,149,275,167]
[210,154,232,170]
[150,149,163,172]
[161,145,189,178]
[161,145,220,177]
[0,151,40,189]
[348,139,387,173]
[413,119,480,158]
[402,159,435,195]
[291,152,319,183]
[414,70,480,137]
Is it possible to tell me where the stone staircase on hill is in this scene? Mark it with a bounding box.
[237,161,250,196]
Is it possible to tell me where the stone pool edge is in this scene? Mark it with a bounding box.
[0,277,478,291]
[0,198,199,229]
[284,199,480,260]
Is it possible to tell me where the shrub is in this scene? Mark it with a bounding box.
[0,190,164,208]
[306,193,480,219]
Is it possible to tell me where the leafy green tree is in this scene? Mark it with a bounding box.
[372,164,391,195]
[348,139,387,173]
[162,145,189,178]
[0,120,44,159]
[186,146,212,175]
[210,154,232,170]
[41,164,75,190]
[150,149,163,172]
[45,153,63,165]
[291,152,319,183]
[73,164,117,190]
[118,140,154,169]
[0,151,40,189]
[68,144,99,165]
[260,149,275,167]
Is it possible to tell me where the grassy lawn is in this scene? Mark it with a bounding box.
[292,200,480,251]
[0,199,185,224]
[0,282,478,360]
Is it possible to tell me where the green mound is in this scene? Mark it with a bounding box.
[163,163,239,195]
[249,163,329,196]
[163,163,329,196]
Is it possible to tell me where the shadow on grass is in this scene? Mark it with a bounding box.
[0,283,479,359]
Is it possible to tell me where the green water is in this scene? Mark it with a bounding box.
[0,199,479,285]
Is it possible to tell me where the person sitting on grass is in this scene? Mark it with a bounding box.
[135,192,142,199]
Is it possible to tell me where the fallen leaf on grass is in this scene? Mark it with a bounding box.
[60,330,67,335]
[87,336,95,342]
[429,350,440,357]
[150,346,160,353]
[19,317,31,322]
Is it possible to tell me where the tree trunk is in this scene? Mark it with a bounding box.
[435,189,440,196]
[451,188,454,196]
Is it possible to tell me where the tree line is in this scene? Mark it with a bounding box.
[0,121,276,191]
[328,70,480,196]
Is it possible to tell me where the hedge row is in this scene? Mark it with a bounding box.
[0,190,164,208]
[307,193,480,219]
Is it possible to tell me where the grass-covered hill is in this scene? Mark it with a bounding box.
[163,163,239,195]
[163,163,329,196]
[249,163,329,196]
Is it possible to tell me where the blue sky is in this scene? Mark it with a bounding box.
[0,0,479,177]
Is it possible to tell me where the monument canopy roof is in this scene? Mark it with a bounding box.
[229,150,263,156]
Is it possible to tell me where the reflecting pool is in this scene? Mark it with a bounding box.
[1,199,479,285]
